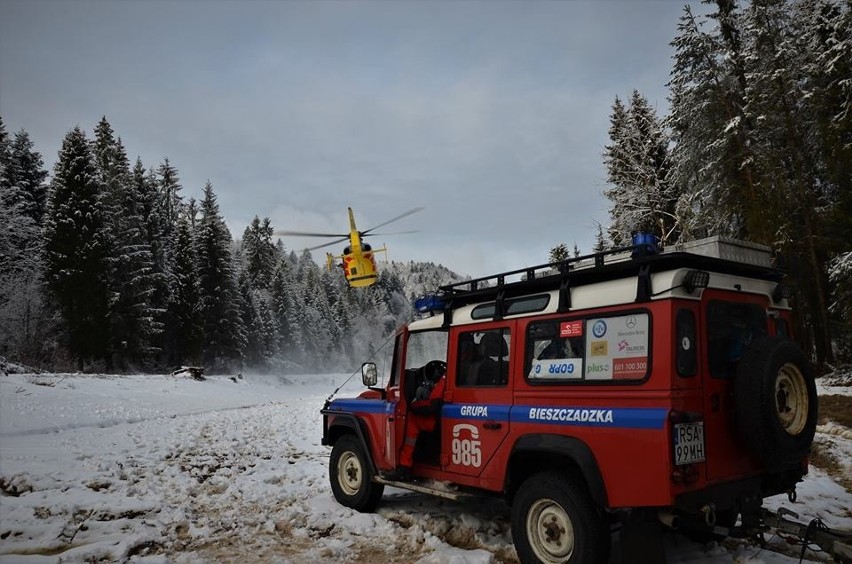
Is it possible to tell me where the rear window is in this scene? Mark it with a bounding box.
[706,300,768,378]
[525,312,650,384]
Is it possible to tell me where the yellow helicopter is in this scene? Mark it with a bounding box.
[277,207,423,288]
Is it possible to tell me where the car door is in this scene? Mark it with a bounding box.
[442,324,514,477]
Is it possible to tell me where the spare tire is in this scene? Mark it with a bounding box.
[734,336,817,470]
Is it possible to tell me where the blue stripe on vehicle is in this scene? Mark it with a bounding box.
[513,405,668,429]
[326,398,387,414]
[330,399,668,430]
[443,404,512,420]
[442,403,668,430]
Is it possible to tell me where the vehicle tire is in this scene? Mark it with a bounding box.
[511,471,609,564]
[734,336,817,470]
[329,434,384,512]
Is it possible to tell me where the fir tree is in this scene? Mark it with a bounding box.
[593,223,609,252]
[241,216,277,290]
[157,158,182,228]
[2,127,49,225]
[43,126,111,369]
[270,257,296,359]
[667,4,754,239]
[195,181,244,369]
[603,91,676,246]
[664,0,850,365]
[156,158,183,273]
[168,208,203,365]
[740,0,836,363]
[132,158,171,364]
[238,268,263,366]
[94,118,164,367]
[549,243,569,263]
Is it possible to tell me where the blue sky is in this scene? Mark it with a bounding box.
[0,0,704,278]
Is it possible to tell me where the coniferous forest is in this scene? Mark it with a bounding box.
[599,0,851,369]
[1,0,850,374]
[0,116,461,373]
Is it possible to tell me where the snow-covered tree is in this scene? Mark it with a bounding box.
[167,208,203,365]
[156,158,182,274]
[131,158,171,365]
[548,243,569,263]
[663,0,850,365]
[94,118,164,367]
[666,3,755,239]
[241,216,276,290]
[44,127,111,369]
[0,119,52,364]
[157,158,182,227]
[1,123,49,226]
[270,256,296,360]
[603,91,677,246]
[195,181,244,369]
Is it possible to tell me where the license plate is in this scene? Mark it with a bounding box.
[673,422,705,465]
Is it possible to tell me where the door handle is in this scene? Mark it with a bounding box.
[483,422,502,430]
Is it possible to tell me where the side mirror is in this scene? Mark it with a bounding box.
[361,362,378,387]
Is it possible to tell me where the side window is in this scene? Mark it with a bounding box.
[584,313,649,381]
[456,328,510,387]
[676,309,697,377]
[526,320,585,381]
[707,301,768,378]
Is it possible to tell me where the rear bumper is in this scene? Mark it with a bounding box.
[673,466,805,515]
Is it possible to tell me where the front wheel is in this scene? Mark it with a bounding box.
[329,435,384,512]
[511,471,609,563]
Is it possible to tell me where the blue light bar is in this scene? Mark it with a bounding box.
[414,294,445,313]
[631,232,658,258]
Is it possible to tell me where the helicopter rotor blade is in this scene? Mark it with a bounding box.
[274,230,349,238]
[306,236,350,252]
[363,230,419,237]
[361,207,424,236]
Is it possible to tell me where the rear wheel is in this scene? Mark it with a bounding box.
[329,435,384,512]
[734,337,817,470]
[511,471,609,563]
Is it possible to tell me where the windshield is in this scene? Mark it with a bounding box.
[405,330,448,369]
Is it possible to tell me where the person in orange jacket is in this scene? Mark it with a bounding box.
[399,362,446,469]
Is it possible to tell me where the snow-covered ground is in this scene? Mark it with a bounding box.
[1,372,850,563]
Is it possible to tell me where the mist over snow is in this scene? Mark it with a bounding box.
[1,371,850,563]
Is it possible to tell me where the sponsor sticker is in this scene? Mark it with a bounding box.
[585,361,612,379]
[590,340,608,356]
[613,357,648,379]
[560,320,583,337]
[529,358,583,379]
[592,319,608,338]
[617,340,646,354]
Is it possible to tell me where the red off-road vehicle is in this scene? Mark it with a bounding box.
[321,236,820,563]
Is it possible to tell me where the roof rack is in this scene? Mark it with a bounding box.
[431,236,782,323]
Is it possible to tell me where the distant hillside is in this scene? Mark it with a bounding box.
[382,260,467,302]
